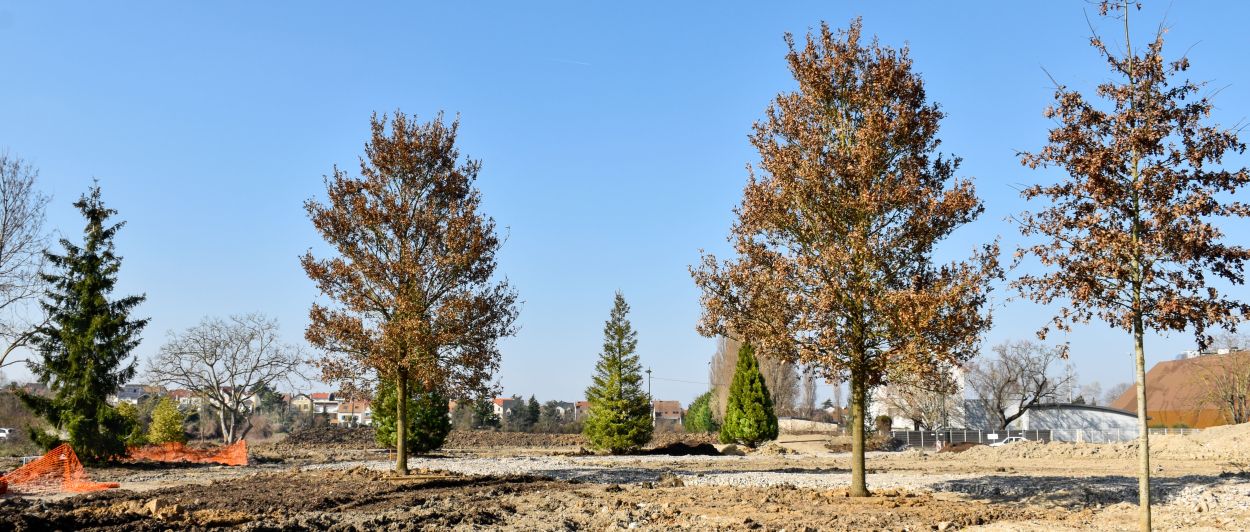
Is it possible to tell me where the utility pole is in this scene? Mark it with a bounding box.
[646,367,654,426]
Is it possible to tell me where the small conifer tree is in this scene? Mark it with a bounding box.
[148,397,187,444]
[583,292,653,453]
[683,391,718,433]
[374,379,451,454]
[526,395,540,429]
[720,343,778,446]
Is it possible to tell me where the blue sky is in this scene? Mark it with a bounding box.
[1,2,1248,405]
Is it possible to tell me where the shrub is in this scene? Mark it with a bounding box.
[683,391,718,433]
[719,343,778,446]
[373,379,451,454]
[115,401,148,447]
[147,397,187,444]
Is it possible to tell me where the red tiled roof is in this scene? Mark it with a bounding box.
[311,392,334,401]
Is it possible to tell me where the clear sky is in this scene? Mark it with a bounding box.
[1,2,1248,406]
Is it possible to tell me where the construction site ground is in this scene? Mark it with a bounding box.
[2,425,1249,530]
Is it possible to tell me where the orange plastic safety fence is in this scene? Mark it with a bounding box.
[0,443,119,495]
[123,440,248,466]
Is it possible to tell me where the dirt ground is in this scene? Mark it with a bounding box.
[1,427,1248,530]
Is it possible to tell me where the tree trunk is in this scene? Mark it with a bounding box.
[849,365,869,497]
[396,369,409,475]
[1133,316,1151,531]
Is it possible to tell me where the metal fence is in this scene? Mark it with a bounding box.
[892,427,1202,448]
[1052,427,1202,443]
[890,429,1052,449]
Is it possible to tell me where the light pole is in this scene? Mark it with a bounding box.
[646,367,654,426]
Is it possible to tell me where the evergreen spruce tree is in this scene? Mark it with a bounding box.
[19,185,148,461]
[526,395,540,429]
[374,378,451,454]
[683,391,718,433]
[583,291,653,453]
[719,343,778,447]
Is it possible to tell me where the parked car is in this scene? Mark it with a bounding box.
[0,427,13,441]
[989,436,1026,447]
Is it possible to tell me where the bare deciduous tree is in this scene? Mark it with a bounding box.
[798,368,818,419]
[965,340,1074,430]
[0,154,49,371]
[1192,351,1250,424]
[1104,381,1133,406]
[148,314,306,444]
[878,368,961,430]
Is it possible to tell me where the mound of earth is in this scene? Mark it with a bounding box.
[284,426,377,447]
[640,442,721,456]
[948,422,1250,462]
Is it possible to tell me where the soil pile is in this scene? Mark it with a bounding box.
[284,426,377,447]
[950,422,1250,462]
[640,442,721,456]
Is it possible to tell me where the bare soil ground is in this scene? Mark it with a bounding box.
[1,426,1248,530]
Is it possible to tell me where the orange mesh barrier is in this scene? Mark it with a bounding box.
[0,443,119,494]
[123,440,248,466]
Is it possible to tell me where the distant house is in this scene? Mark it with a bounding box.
[110,384,167,405]
[574,400,590,420]
[167,389,203,409]
[289,393,313,413]
[552,401,575,419]
[652,400,683,425]
[492,397,516,419]
[18,382,49,397]
[335,401,372,426]
[311,392,340,414]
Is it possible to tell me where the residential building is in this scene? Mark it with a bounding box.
[311,392,340,414]
[651,400,683,425]
[335,401,372,426]
[110,383,167,405]
[290,393,314,413]
[492,397,516,419]
[574,400,590,420]
[167,389,203,409]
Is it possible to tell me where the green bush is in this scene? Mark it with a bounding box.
[373,379,451,454]
[683,391,718,433]
[719,342,778,447]
[147,397,187,444]
[115,401,148,447]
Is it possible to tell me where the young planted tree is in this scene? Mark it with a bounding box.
[719,343,778,446]
[373,378,451,453]
[303,111,519,474]
[583,292,653,453]
[526,395,541,429]
[1015,3,1250,527]
[19,185,148,461]
[682,391,718,433]
[691,20,997,496]
[147,397,187,445]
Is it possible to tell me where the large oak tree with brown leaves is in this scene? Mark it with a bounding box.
[303,111,519,474]
[1015,3,1250,529]
[691,20,998,497]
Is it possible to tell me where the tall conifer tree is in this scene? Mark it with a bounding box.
[20,185,148,461]
[583,291,652,453]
